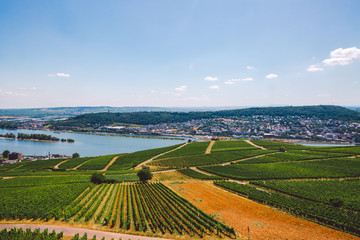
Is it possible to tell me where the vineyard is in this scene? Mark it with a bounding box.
[252,179,360,211]
[108,144,181,170]
[66,182,236,238]
[201,157,360,180]
[156,141,210,159]
[149,149,272,167]
[238,150,349,164]
[211,140,258,152]
[214,181,360,236]
[1,139,360,239]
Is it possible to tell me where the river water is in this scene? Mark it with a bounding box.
[0,129,186,157]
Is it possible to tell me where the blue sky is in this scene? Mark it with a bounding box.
[0,0,359,108]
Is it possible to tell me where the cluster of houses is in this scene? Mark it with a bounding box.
[105,115,360,144]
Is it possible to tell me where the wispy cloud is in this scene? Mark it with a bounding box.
[246,66,256,70]
[175,85,187,92]
[48,73,70,77]
[209,85,219,89]
[322,47,360,66]
[265,73,278,79]
[224,78,254,85]
[307,65,323,72]
[0,89,27,97]
[204,76,218,81]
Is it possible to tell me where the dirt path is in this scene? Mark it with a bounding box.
[100,156,119,171]
[54,159,69,169]
[165,181,359,240]
[135,142,188,169]
[0,224,171,240]
[244,140,267,150]
[190,167,217,176]
[205,140,215,154]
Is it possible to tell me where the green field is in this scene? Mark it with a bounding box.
[201,157,360,180]
[211,140,258,151]
[58,157,93,169]
[150,149,271,167]
[108,144,181,170]
[0,175,90,188]
[156,141,210,159]
[0,183,91,220]
[78,154,118,170]
[239,150,349,164]
[252,179,360,211]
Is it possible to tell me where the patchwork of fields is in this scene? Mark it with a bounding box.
[0,139,359,239]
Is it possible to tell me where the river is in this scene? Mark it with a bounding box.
[0,129,186,157]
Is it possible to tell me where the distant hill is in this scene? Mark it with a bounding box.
[0,106,241,118]
[50,105,360,129]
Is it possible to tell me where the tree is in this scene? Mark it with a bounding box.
[2,150,10,158]
[72,152,80,158]
[137,168,153,182]
[278,146,286,152]
[90,172,106,184]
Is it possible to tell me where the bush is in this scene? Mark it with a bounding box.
[137,169,153,182]
[72,153,80,158]
[91,172,106,184]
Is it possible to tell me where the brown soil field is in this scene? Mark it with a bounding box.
[151,170,193,181]
[165,181,359,240]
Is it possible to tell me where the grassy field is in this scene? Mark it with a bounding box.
[77,154,118,170]
[211,140,258,151]
[58,157,93,169]
[239,150,349,164]
[150,149,272,167]
[252,179,360,211]
[156,141,210,159]
[201,157,360,180]
[108,144,181,170]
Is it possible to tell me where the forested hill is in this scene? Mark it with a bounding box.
[50,105,360,128]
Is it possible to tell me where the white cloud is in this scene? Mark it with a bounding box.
[204,76,218,81]
[265,73,278,79]
[322,57,353,66]
[48,73,70,78]
[209,85,219,89]
[246,66,256,70]
[317,93,331,97]
[322,47,360,66]
[307,65,324,72]
[330,47,360,59]
[175,85,187,92]
[224,77,254,85]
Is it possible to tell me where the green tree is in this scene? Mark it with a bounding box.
[2,150,10,158]
[72,152,80,158]
[90,172,106,184]
[137,168,153,182]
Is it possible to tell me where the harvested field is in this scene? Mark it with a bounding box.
[164,181,359,240]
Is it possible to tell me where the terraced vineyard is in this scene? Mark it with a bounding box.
[211,140,258,152]
[149,149,272,167]
[1,139,359,239]
[66,182,235,238]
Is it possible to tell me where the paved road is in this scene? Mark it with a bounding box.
[0,224,172,240]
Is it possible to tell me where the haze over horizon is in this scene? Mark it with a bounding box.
[1,0,360,108]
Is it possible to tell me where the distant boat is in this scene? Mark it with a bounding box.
[53,131,60,134]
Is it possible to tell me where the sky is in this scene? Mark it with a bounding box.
[0,0,360,108]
